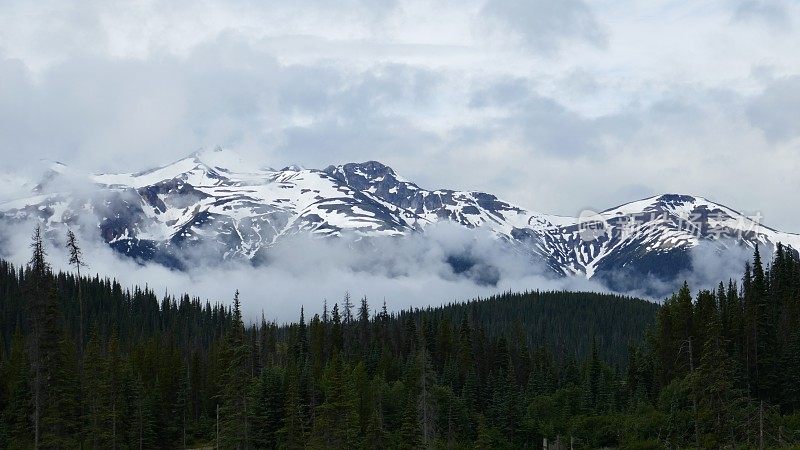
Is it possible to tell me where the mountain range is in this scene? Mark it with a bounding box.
[2,147,798,293]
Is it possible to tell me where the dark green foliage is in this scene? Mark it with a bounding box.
[218,290,252,448]
[625,244,800,448]
[3,227,800,448]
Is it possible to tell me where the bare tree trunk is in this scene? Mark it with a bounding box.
[77,264,83,357]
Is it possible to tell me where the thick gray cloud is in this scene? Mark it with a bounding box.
[0,36,445,175]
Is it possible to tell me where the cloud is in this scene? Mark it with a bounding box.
[2,0,800,253]
[733,0,793,30]
[0,200,764,325]
[682,242,754,291]
[480,0,606,53]
[0,216,609,323]
[746,75,800,142]
[467,77,601,156]
[0,35,446,178]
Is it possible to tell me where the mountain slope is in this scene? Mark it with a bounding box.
[2,148,798,287]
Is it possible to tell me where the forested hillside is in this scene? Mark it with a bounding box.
[1,227,799,448]
[627,243,800,448]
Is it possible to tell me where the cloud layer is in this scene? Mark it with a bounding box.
[0,1,798,311]
[0,218,610,323]
[2,1,799,230]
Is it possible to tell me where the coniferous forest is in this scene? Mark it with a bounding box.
[2,229,800,449]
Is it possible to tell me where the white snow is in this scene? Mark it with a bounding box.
[6,151,800,278]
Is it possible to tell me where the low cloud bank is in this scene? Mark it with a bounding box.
[0,220,607,323]
[0,219,756,324]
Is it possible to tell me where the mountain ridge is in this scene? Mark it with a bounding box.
[2,147,798,291]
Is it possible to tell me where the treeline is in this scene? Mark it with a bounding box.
[1,226,800,448]
[417,290,657,368]
[0,228,658,448]
[624,243,800,448]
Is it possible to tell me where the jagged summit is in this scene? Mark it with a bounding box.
[2,150,798,290]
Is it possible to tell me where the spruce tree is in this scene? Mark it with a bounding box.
[278,364,305,449]
[587,335,601,411]
[1,331,32,449]
[107,329,123,448]
[26,226,77,447]
[331,303,343,352]
[251,366,285,449]
[308,351,359,448]
[82,330,111,447]
[218,290,252,449]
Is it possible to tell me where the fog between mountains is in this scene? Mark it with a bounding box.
[1,209,761,324]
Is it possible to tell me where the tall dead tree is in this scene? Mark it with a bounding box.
[66,229,87,356]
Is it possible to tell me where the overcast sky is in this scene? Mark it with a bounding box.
[1,0,799,231]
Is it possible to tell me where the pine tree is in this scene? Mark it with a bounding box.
[358,296,370,353]
[675,282,694,347]
[278,364,305,449]
[363,376,388,449]
[750,246,779,401]
[295,306,309,361]
[694,290,718,351]
[1,331,32,449]
[408,348,437,447]
[398,395,422,450]
[218,290,252,449]
[690,331,750,446]
[587,335,602,410]
[308,351,359,449]
[251,366,285,449]
[724,280,740,359]
[331,303,343,352]
[309,314,326,381]
[131,373,157,449]
[26,226,78,447]
[83,330,111,447]
[106,330,123,448]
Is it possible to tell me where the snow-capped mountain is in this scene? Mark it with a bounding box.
[2,147,799,290]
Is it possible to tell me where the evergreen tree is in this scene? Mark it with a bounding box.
[2,238,799,448]
[27,226,78,447]
[587,335,602,410]
[308,351,359,448]
[251,366,284,449]
[1,331,32,449]
[131,373,157,449]
[278,365,305,449]
[106,329,123,448]
[218,290,252,449]
[82,330,111,447]
[331,303,343,352]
